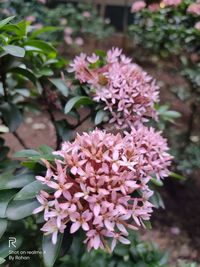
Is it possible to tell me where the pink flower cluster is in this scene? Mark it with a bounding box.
[33,128,172,251]
[69,48,159,129]
[131,1,146,12]
[162,0,182,7]
[187,1,200,15]
[64,27,84,46]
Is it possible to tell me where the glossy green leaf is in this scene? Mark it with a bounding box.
[64,96,93,114]
[49,78,68,97]
[0,171,35,190]
[6,199,39,220]
[0,103,22,132]
[43,234,63,267]
[0,190,17,218]
[14,181,49,201]
[3,45,25,58]
[0,219,7,239]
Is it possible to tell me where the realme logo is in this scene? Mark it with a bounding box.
[9,237,16,248]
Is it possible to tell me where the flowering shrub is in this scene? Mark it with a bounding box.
[0,1,114,46]
[0,14,179,267]
[129,0,200,175]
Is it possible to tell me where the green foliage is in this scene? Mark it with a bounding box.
[59,233,169,267]
[0,1,114,42]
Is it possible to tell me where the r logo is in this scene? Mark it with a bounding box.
[9,237,16,248]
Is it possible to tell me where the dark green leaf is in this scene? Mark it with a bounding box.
[0,103,22,132]
[6,199,39,220]
[64,96,93,114]
[49,78,68,97]
[43,234,63,267]
[10,67,37,84]
[3,45,25,58]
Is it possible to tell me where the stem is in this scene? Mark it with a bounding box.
[40,80,62,150]
[1,73,7,101]
[13,131,28,149]
[72,112,91,130]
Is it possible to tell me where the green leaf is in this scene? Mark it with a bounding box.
[31,26,58,38]
[43,234,63,267]
[151,177,164,187]
[170,172,185,180]
[0,171,35,190]
[10,67,37,84]
[0,190,17,218]
[13,149,40,158]
[0,147,9,161]
[150,191,165,209]
[0,219,7,239]
[55,120,74,141]
[0,103,22,132]
[6,199,39,220]
[24,40,56,56]
[3,45,25,58]
[38,145,53,155]
[0,16,15,29]
[0,235,23,258]
[49,78,68,97]
[64,96,93,114]
[14,181,49,201]
[94,110,108,125]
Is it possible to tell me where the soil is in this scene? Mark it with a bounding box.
[2,35,200,266]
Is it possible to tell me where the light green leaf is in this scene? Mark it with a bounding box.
[49,78,68,97]
[3,45,25,58]
[6,199,39,220]
[43,234,63,267]
[0,16,15,29]
[64,96,93,114]
[94,110,108,125]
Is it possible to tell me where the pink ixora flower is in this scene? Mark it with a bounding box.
[187,2,200,15]
[33,129,172,251]
[83,11,91,18]
[69,47,159,129]
[162,0,182,6]
[148,3,160,12]
[131,1,146,13]
[195,21,200,30]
